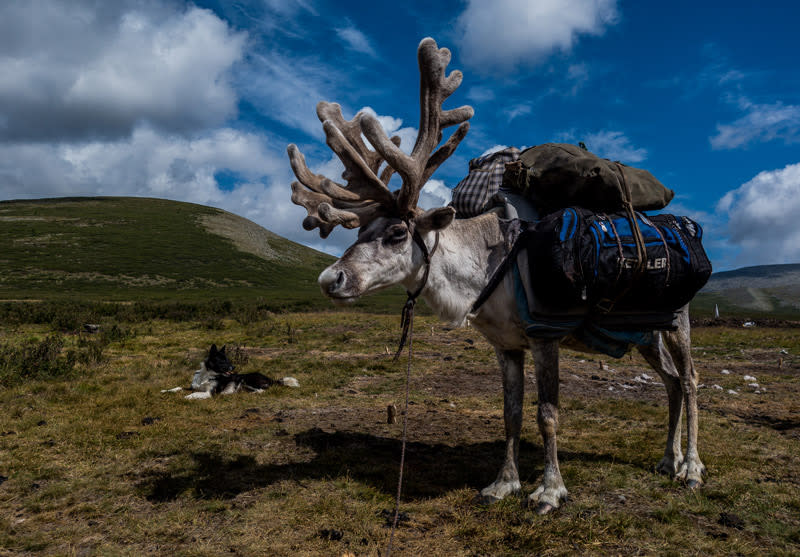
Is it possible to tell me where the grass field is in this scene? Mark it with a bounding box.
[1,309,798,555]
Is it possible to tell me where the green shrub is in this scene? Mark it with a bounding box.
[0,336,77,385]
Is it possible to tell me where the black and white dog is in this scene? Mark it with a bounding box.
[164,344,299,400]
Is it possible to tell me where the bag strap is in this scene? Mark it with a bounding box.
[596,164,648,313]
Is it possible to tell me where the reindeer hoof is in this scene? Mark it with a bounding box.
[535,502,555,515]
[472,493,502,506]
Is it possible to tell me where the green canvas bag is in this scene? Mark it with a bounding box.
[502,143,674,214]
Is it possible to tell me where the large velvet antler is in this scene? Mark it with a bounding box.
[287,103,399,238]
[361,37,473,218]
[288,37,472,237]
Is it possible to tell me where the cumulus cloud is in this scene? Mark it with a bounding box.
[0,2,245,142]
[716,163,800,266]
[0,1,470,261]
[480,144,511,157]
[455,0,618,74]
[710,98,800,150]
[419,179,453,209]
[0,124,319,247]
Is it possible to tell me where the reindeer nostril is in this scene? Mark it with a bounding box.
[319,267,349,297]
[332,270,346,292]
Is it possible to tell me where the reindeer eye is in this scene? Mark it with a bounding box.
[384,226,408,245]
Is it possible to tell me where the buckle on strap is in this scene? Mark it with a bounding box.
[595,298,616,314]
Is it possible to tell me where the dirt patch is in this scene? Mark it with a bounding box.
[200,211,288,262]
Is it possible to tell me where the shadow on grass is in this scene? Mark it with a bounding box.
[139,428,627,502]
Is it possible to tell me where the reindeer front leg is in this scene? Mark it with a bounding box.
[528,339,568,514]
[478,348,525,503]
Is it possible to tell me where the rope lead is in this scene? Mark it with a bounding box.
[386,225,438,556]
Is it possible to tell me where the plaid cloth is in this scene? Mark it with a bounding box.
[450,147,520,217]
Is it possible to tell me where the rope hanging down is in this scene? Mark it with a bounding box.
[386,227,438,557]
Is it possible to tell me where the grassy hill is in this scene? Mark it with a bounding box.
[0,197,404,312]
[2,196,797,320]
[694,263,800,320]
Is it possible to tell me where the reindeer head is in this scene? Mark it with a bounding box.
[287,38,473,302]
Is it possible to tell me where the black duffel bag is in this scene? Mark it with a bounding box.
[526,207,712,321]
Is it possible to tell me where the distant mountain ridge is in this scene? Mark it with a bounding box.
[696,262,800,318]
[702,263,800,292]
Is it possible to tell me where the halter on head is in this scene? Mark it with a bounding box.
[394,217,440,360]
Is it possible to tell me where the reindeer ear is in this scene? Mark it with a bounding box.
[415,206,455,232]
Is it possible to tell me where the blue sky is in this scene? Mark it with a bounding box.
[1,1,799,271]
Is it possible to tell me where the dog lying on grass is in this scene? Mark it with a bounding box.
[162,344,299,400]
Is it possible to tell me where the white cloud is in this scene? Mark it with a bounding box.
[0,125,316,247]
[716,163,800,266]
[455,0,618,74]
[261,0,317,18]
[335,24,379,58]
[419,179,452,210]
[585,130,647,163]
[565,63,591,95]
[504,103,533,122]
[0,3,245,142]
[466,86,497,104]
[558,130,647,163]
[480,145,511,157]
[710,98,800,150]
[237,50,341,140]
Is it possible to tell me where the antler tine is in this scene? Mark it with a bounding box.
[320,120,396,207]
[289,145,388,238]
[316,102,396,205]
[287,143,326,194]
[317,103,378,175]
[289,181,336,237]
[360,37,473,216]
[318,202,385,229]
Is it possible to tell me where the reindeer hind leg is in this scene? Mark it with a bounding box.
[663,309,706,488]
[527,339,568,514]
[638,335,684,477]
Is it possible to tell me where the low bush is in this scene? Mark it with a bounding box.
[0,335,77,385]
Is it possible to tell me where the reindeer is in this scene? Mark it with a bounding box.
[286,38,705,514]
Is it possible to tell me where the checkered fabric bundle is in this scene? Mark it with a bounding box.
[450,147,520,217]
